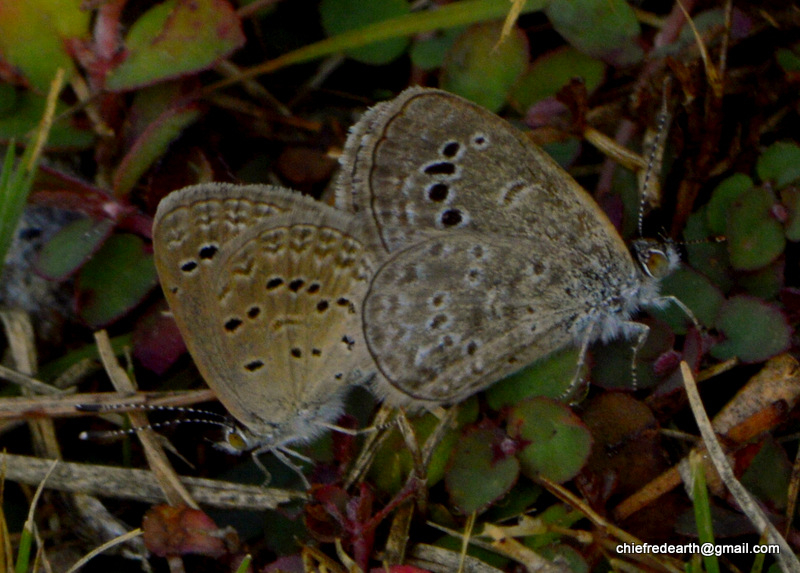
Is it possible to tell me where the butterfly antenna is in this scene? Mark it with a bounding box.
[77,403,234,441]
[76,402,231,421]
[638,80,672,239]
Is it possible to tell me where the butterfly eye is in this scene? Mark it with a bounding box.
[222,427,250,453]
[632,238,679,279]
[639,248,671,278]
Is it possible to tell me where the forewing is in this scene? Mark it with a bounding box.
[336,87,625,259]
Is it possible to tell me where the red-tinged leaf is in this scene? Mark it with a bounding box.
[508,398,592,484]
[445,421,519,515]
[712,296,791,363]
[113,102,203,196]
[132,299,187,375]
[142,504,231,558]
[105,0,245,92]
[0,0,90,91]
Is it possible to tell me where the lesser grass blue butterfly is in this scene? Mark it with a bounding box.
[336,87,681,404]
[152,183,376,478]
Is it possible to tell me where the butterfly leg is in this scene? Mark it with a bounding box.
[624,292,701,391]
[626,321,651,391]
[251,446,313,489]
[561,327,596,402]
[654,294,702,333]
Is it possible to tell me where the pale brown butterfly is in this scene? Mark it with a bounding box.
[336,87,682,405]
[152,183,377,481]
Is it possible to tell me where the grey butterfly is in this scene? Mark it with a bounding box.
[152,184,376,474]
[336,87,680,405]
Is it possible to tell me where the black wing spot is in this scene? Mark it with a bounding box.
[441,209,462,227]
[180,261,198,273]
[199,245,218,259]
[428,183,449,202]
[423,162,456,175]
[289,279,305,292]
[441,141,460,157]
[342,335,355,350]
[307,282,321,294]
[244,360,264,372]
[247,306,261,319]
[312,348,322,356]
[224,318,243,332]
[290,348,302,358]
[266,277,284,289]
[317,300,329,312]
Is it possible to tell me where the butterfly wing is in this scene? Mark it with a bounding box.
[154,185,376,445]
[153,183,304,304]
[364,232,638,404]
[337,87,628,260]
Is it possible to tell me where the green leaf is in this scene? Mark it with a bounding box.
[105,0,245,92]
[486,346,582,409]
[705,173,753,236]
[737,260,784,300]
[711,296,791,363]
[684,208,733,292]
[777,45,800,74]
[756,141,800,189]
[782,187,800,241]
[508,398,592,483]
[0,0,89,91]
[441,22,529,113]
[544,0,642,66]
[656,266,725,333]
[35,217,114,279]
[740,436,792,511]
[726,186,784,271]
[590,318,674,390]
[320,0,411,65]
[444,423,519,514]
[410,27,463,71]
[76,234,159,327]
[510,47,606,113]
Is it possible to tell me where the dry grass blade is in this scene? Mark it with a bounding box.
[678,361,800,572]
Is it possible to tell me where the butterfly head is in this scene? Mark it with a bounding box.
[215,420,275,454]
[631,238,681,280]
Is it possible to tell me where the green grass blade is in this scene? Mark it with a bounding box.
[691,452,720,573]
[207,0,546,91]
[0,69,65,268]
